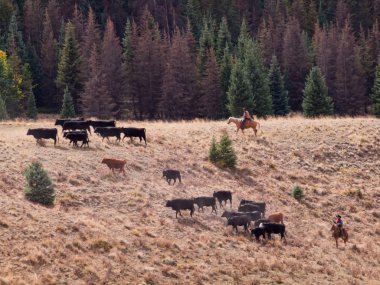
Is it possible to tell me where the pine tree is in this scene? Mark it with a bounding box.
[46,0,61,39]
[243,39,273,117]
[186,0,203,39]
[23,0,43,54]
[269,55,289,115]
[0,95,7,120]
[0,49,16,118]
[56,21,83,113]
[216,17,231,63]
[60,86,75,118]
[41,9,57,110]
[219,45,232,118]
[302,66,333,117]
[72,4,84,43]
[371,56,380,117]
[208,137,219,163]
[217,133,237,168]
[237,19,250,60]
[24,161,55,206]
[26,91,37,119]
[201,48,221,119]
[198,17,215,75]
[100,18,124,118]
[227,58,253,116]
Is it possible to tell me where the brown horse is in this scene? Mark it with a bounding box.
[227,117,261,136]
[331,224,348,248]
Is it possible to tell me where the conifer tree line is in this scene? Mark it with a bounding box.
[0,0,380,119]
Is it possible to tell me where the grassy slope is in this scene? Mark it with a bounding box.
[0,117,379,285]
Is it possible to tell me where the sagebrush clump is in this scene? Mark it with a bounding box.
[292,185,304,201]
[208,134,237,168]
[24,161,55,206]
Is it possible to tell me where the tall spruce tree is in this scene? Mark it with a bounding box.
[60,86,75,118]
[371,56,380,117]
[0,95,7,120]
[269,55,289,115]
[26,90,37,119]
[243,39,273,117]
[56,21,83,113]
[216,17,231,63]
[227,58,253,116]
[302,66,333,117]
[219,45,232,118]
[198,17,215,75]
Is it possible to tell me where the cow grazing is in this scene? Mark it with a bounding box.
[253,219,271,228]
[221,211,261,223]
[261,223,286,241]
[238,204,261,213]
[227,215,251,233]
[101,158,126,174]
[88,120,116,129]
[94,127,122,142]
[62,121,91,134]
[63,131,89,147]
[268,212,284,224]
[239,200,266,217]
[163,170,181,185]
[193,197,217,214]
[213,191,232,208]
[120,127,147,145]
[165,199,195,218]
[27,128,58,146]
[54,118,84,127]
[251,227,266,241]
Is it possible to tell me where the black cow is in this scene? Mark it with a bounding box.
[221,211,261,222]
[193,197,217,214]
[88,120,116,129]
[94,127,122,142]
[213,191,232,208]
[261,223,286,241]
[251,227,266,241]
[63,131,89,147]
[54,118,84,127]
[240,200,266,217]
[253,219,271,228]
[120,127,147,145]
[227,215,250,233]
[165,199,195,218]
[238,204,261,213]
[27,128,58,146]
[163,170,181,185]
[62,121,91,134]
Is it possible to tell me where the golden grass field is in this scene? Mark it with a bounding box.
[0,117,379,285]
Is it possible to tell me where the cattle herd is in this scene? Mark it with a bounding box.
[26,117,286,244]
[26,118,147,148]
[166,190,287,242]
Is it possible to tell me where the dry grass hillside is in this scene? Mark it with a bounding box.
[0,117,379,285]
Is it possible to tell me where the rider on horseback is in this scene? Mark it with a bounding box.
[334,214,344,236]
[241,108,252,130]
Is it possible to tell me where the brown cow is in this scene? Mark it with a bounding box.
[267,212,284,224]
[101,158,126,174]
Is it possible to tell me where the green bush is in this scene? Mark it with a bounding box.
[26,91,38,119]
[0,95,8,120]
[60,86,76,118]
[208,134,237,168]
[292,185,304,201]
[24,161,55,206]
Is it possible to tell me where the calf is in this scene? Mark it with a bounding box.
[94,127,122,142]
[27,128,58,146]
[193,197,217,214]
[62,121,91,134]
[55,118,84,127]
[63,131,89,147]
[227,215,250,233]
[238,204,260,213]
[213,191,232,208]
[163,170,181,185]
[251,227,266,241]
[268,212,284,224]
[239,200,266,217]
[88,120,116,129]
[165,199,194,218]
[261,223,286,241]
[101,158,126,174]
[120,127,147,145]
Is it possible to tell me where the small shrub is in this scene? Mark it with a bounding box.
[355,189,363,199]
[24,161,55,206]
[208,134,237,168]
[292,185,304,201]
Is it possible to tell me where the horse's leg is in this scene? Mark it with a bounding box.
[336,238,338,248]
